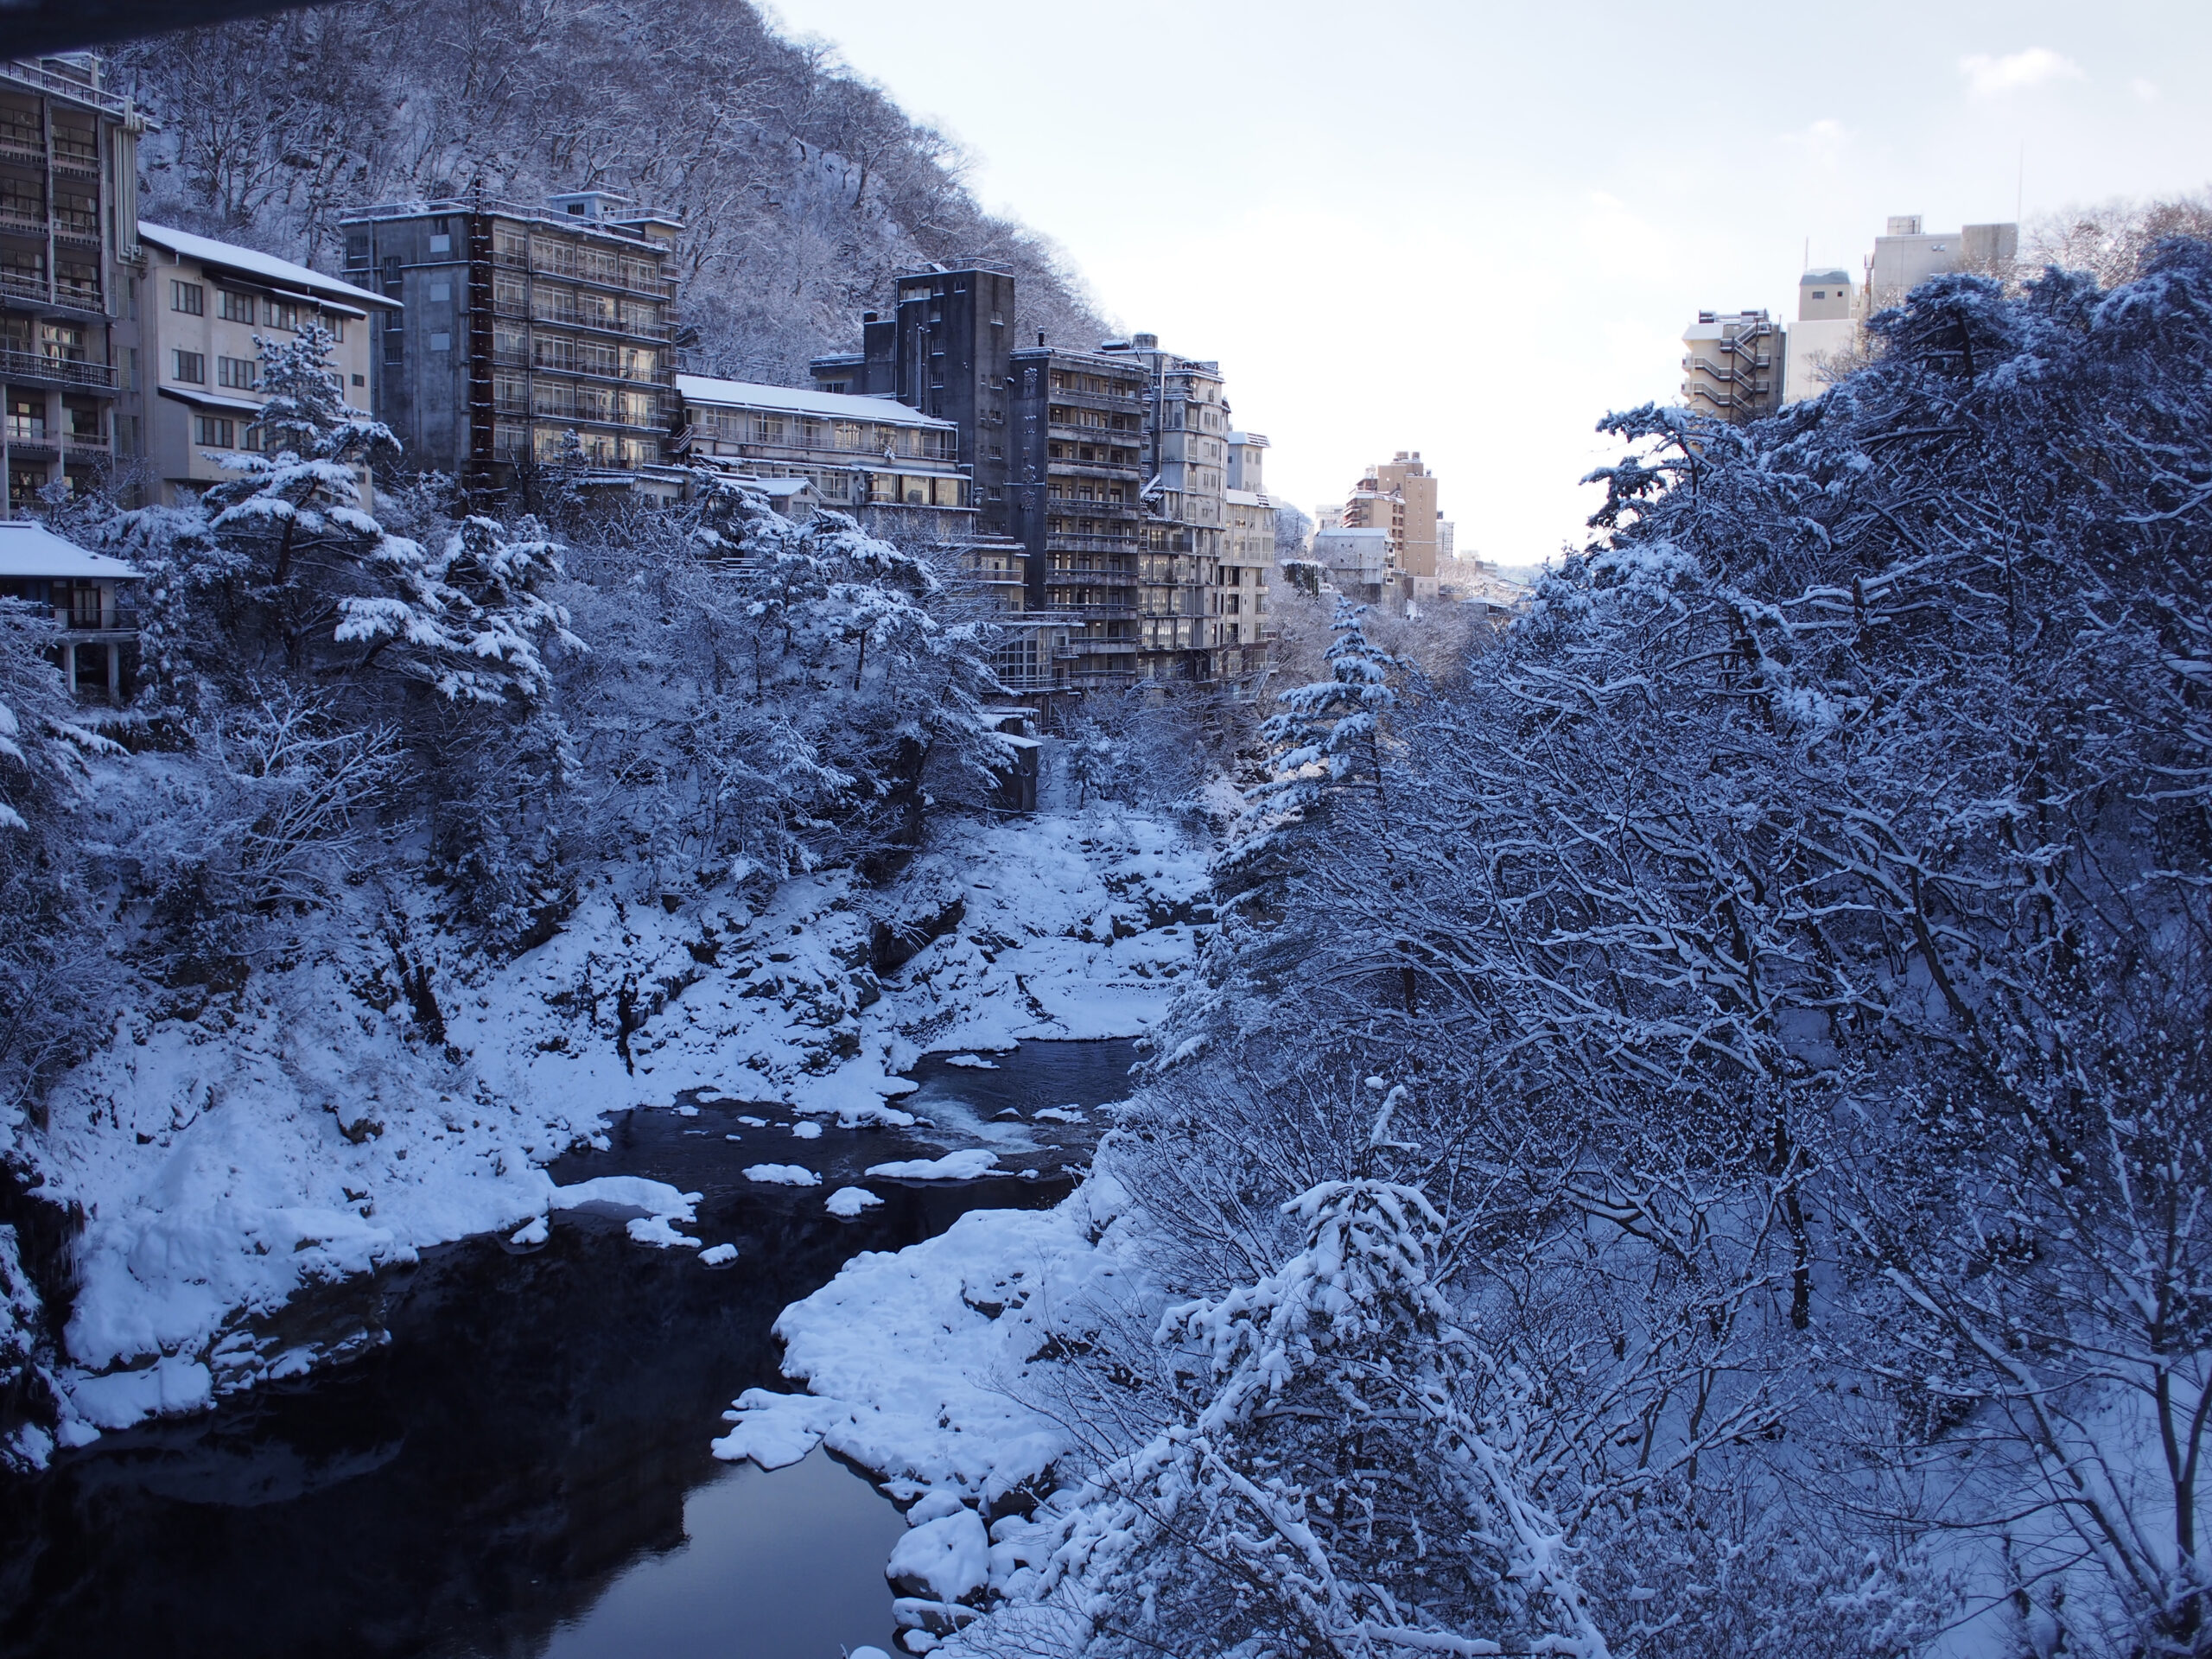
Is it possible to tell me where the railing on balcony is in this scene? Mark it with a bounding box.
[0,60,137,118]
[0,347,112,389]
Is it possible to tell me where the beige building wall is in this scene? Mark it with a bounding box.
[130,225,390,505]
[1682,309,1784,425]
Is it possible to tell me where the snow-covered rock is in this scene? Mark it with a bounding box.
[743,1164,820,1187]
[711,1174,1137,1503]
[887,1509,990,1602]
[865,1150,1000,1182]
[826,1186,883,1217]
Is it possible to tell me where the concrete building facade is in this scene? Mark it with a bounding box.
[673,372,978,545]
[1313,525,1392,606]
[1007,342,1147,688]
[339,192,681,495]
[1220,429,1274,681]
[1682,308,1785,425]
[0,55,143,515]
[1121,334,1230,686]
[809,264,1016,539]
[130,223,391,505]
[1783,267,1858,404]
[1863,214,2018,312]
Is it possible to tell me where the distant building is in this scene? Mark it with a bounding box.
[1313,504,1343,531]
[130,223,393,505]
[1784,267,1857,404]
[1221,429,1274,680]
[672,372,977,545]
[1,55,145,514]
[810,275,1263,695]
[0,517,137,697]
[1437,517,1455,563]
[1313,525,1393,605]
[1864,214,2018,312]
[338,191,682,496]
[1682,309,1785,425]
[807,264,1016,539]
[1341,451,1441,605]
[1007,341,1148,686]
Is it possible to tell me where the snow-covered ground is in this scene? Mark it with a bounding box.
[713,1168,1150,1648]
[8,806,1207,1458]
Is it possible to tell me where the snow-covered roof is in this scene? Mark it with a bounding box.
[138,223,395,311]
[1227,431,1268,448]
[0,520,143,580]
[677,374,956,430]
[1315,526,1392,540]
[1224,488,1264,506]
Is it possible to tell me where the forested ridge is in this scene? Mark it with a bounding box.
[112,0,1110,383]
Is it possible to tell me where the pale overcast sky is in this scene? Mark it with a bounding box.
[768,0,2211,563]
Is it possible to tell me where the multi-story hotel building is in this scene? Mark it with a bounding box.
[1118,334,1230,685]
[338,191,680,494]
[0,55,143,514]
[672,372,983,549]
[1007,342,1147,687]
[810,270,1264,694]
[130,223,392,505]
[1221,429,1274,681]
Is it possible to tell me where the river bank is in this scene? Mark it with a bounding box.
[3,806,1206,1459]
[0,1038,1145,1658]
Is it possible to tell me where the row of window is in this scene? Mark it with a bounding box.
[1048,370,1142,398]
[168,349,263,388]
[1047,479,1133,504]
[169,279,346,338]
[687,406,955,460]
[1047,405,1138,432]
[192,415,266,450]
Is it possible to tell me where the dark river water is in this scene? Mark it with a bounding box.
[0,1039,1139,1659]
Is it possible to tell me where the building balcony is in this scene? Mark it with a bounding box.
[1046,566,1138,586]
[64,429,109,455]
[1043,500,1139,521]
[0,205,46,235]
[0,134,42,167]
[1046,454,1141,476]
[4,436,57,461]
[1045,533,1139,555]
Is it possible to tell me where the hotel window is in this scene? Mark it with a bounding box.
[217,355,257,391]
[171,280,204,315]
[194,416,233,447]
[172,349,206,384]
[218,289,254,322]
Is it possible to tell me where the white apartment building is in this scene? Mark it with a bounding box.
[1220,429,1274,678]
[1784,267,1857,404]
[131,222,394,505]
[1313,525,1392,606]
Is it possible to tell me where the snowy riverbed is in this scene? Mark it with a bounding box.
[7,806,1208,1458]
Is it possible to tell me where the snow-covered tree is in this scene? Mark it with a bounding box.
[335,514,583,705]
